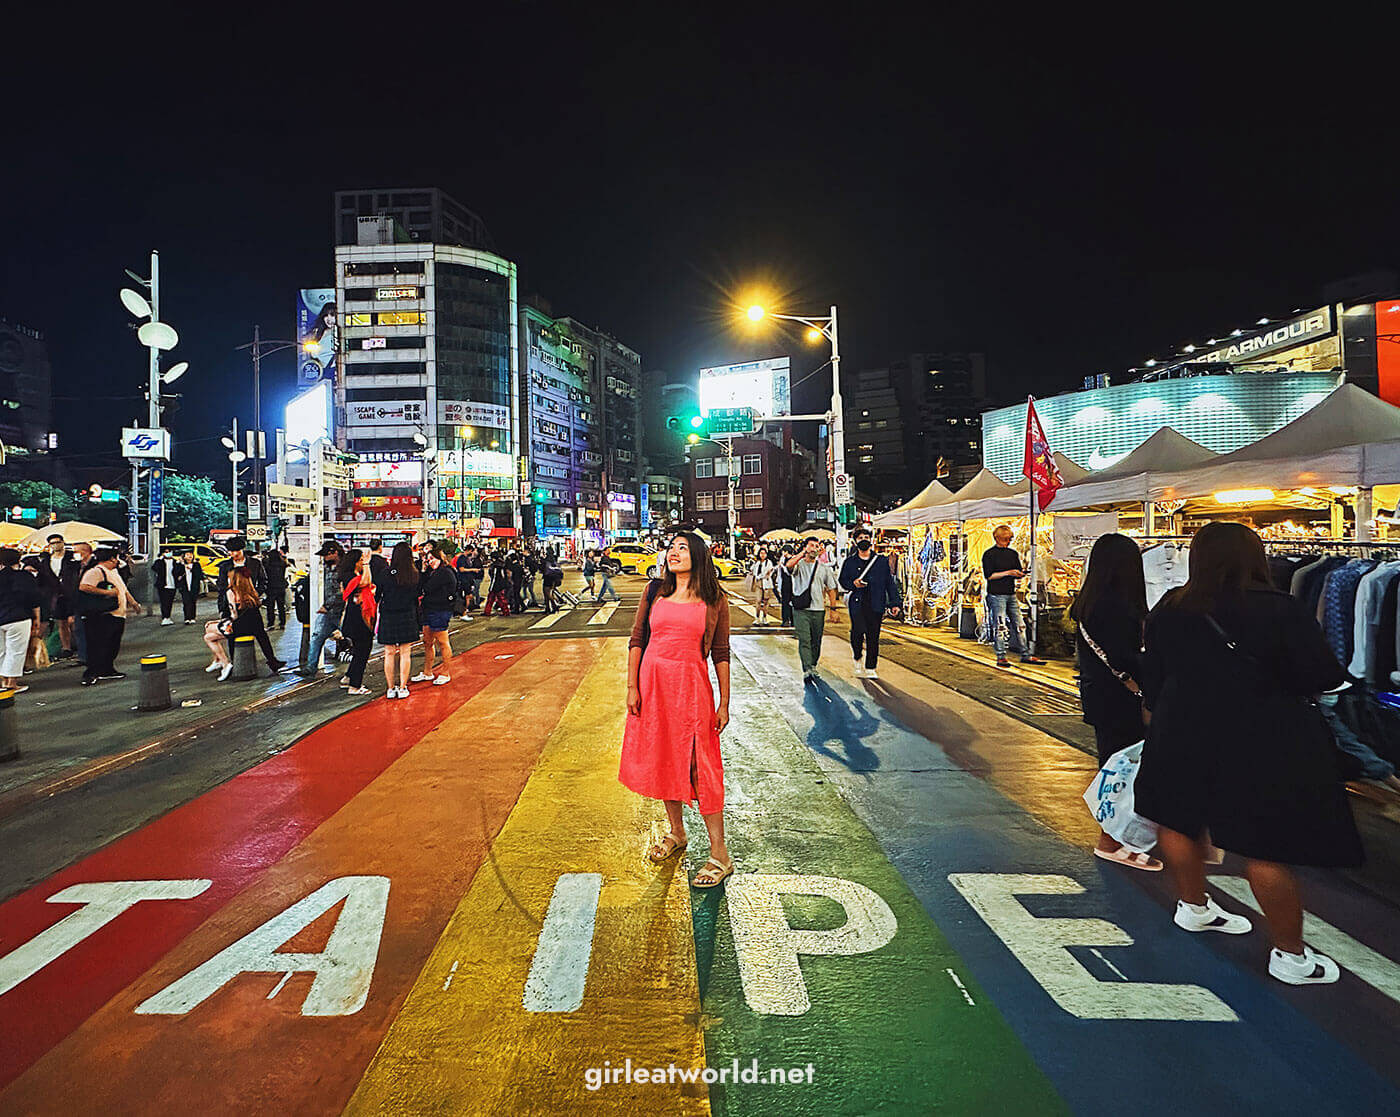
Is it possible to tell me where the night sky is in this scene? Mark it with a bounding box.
[5,12,1397,488]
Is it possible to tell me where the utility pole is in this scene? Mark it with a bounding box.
[828,304,847,561]
[146,251,162,610]
[252,324,263,498]
[231,419,240,529]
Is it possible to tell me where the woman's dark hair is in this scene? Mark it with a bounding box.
[336,548,362,584]
[0,547,20,567]
[1173,521,1272,612]
[1070,533,1147,624]
[660,531,721,606]
[390,541,418,587]
[93,547,118,563]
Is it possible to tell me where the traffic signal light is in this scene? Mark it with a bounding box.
[667,411,708,439]
[532,488,549,504]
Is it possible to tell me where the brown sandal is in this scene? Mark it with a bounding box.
[647,833,688,863]
[691,857,734,889]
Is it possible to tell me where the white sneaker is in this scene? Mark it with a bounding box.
[1269,945,1340,985]
[218,663,233,682]
[866,668,879,680]
[205,662,222,673]
[346,686,371,696]
[386,688,401,700]
[160,618,173,626]
[396,687,410,699]
[432,675,451,686]
[410,672,432,683]
[1173,898,1252,935]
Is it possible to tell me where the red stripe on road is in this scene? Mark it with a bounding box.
[0,640,535,1087]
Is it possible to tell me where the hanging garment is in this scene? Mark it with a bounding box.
[1320,559,1377,669]
[1376,572,1400,689]
[1141,542,1190,609]
[1289,554,1328,598]
[1350,561,1400,679]
[1299,556,1349,618]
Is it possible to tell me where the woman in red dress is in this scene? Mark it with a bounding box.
[620,532,733,888]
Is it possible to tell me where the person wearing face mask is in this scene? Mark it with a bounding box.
[151,548,180,625]
[839,528,902,680]
[36,534,81,659]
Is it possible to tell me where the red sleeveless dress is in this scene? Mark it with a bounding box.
[619,596,724,812]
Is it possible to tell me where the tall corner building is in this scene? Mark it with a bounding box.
[845,352,988,501]
[519,307,643,542]
[333,198,520,530]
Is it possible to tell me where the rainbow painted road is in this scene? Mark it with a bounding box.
[3,628,1400,1115]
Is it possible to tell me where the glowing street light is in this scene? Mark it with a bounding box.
[746,304,766,322]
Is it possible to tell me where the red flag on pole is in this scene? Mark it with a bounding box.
[1022,395,1063,510]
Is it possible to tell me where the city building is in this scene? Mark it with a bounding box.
[559,318,643,538]
[334,236,520,532]
[682,426,814,540]
[845,352,989,502]
[0,319,55,464]
[520,308,604,544]
[642,472,684,533]
[979,288,1400,482]
[333,187,494,252]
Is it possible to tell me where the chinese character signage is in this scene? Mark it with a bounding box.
[347,401,425,427]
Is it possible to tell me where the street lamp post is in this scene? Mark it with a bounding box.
[235,327,300,498]
[687,433,738,557]
[746,303,847,558]
[222,423,246,530]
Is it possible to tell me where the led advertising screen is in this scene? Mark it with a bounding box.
[697,357,791,418]
[296,289,338,386]
[284,382,330,446]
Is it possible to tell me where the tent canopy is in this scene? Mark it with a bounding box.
[1151,384,1400,499]
[20,521,123,549]
[871,477,956,528]
[0,523,33,545]
[1041,427,1219,510]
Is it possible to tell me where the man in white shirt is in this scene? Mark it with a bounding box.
[785,536,840,682]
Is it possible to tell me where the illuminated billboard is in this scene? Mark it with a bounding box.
[284,381,330,447]
[698,357,791,418]
[980,372,1342,482]
[296,289,338,386]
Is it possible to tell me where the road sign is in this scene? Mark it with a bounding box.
[833,472,852,504]
[246,494,262,521]
[267,483,318,516]
[245,523,269,542]
[149,465,165,528]
[707,407,757,435]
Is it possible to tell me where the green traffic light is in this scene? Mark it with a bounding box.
[689,415,704,429]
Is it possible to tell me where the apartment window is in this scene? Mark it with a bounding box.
[742,455,761,475]
[858,454,874,463]
[875,419,889,429]
[346,313,373,327]
[696,491,714,511]
[695,458,713,479]
[857,421,872,430]
[743,488,763,508]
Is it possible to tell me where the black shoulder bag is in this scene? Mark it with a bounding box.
[77,577,118,617]
[638,580,664,655]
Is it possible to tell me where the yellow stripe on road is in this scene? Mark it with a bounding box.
[588,603,619,625]
[530,609,572,630]
[345,640,709,1114]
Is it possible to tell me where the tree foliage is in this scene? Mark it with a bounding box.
[162,473,233,541]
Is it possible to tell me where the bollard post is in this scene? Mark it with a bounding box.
[230,635,258,681]
[138,655,172,712]
[0,689,17,762]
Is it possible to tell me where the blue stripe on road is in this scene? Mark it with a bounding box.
[733,636,1400,1116]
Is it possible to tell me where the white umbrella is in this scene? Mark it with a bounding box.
[21,521,123,549]
[761,528,802,541]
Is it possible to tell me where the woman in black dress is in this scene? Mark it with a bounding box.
[1070,533,1161,871]
[375,541,421,699]
[1138,522,1361,985]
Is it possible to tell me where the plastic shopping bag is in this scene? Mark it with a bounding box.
[1082,741,1159,854]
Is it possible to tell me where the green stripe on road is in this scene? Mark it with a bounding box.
[695,654,1067,1116]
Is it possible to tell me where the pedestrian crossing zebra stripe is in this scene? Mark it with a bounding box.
[529,610,572,630]
[588,604,619,626]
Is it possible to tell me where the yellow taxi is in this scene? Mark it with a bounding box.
[604,543,660,575]
[184,542,230,580]
[711,555,742,580]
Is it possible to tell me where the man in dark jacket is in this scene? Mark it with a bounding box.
[299,539,345,677]
[36,534,82,659]
[174,551,204,623]
[368,538,389,581]
[216,536,287,671]
[263,546,289,629]
[838,527,903,679]
[151,548,181,625]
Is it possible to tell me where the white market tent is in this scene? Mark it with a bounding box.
[871,478,956,528]
[877,453,1089,526]
[1039,427,1219,510]
[1147,384,1400,500]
